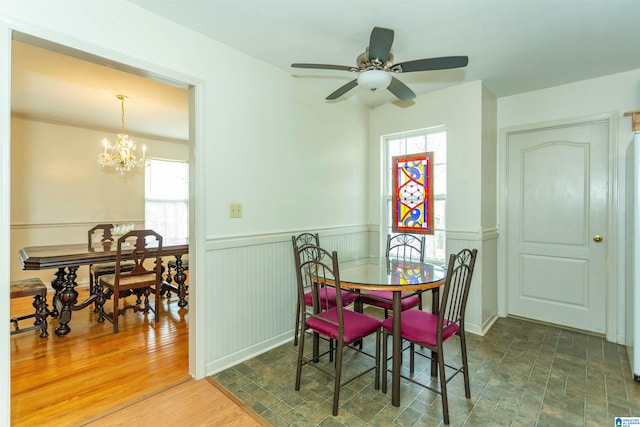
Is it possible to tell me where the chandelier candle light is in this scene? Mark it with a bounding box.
[97,94,147,174]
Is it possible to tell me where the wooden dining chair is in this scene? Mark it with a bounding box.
[88,224,135,301]
[95,229,164,333]
[10,278,49,338]
[381,248,477,425]
[294,244,382,416]
[291,233,358,346]
[358,233,425,317]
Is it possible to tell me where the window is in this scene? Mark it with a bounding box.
[384,128,446,262]
[145,159,189,240]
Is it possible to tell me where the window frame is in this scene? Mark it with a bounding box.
[382,127,447,263]
[144,158,189,240]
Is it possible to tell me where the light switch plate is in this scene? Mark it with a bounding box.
[229,203,242,218]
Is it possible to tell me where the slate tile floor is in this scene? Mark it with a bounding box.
[213,316,640,426]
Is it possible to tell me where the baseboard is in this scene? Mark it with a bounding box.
[205,331,293,376]
[465,312,498,337]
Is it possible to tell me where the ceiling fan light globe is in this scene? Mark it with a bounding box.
[357,69,392,91]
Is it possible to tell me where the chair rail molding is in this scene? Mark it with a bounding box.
[11,220,144,229]
[205,224,369,251]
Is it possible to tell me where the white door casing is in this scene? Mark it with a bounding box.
[506,120,609,334]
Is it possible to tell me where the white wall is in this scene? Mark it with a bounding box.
[480,84,499,330]
[498,69,640,343]
[204,66,370,236]
[0,1,369,424]
[368,80,499,334]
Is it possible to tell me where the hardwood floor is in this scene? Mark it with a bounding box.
[84,377,268,426]
[10,286,192,426]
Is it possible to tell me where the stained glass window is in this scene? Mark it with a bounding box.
[392,152,434,234]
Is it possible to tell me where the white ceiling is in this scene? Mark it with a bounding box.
[11,0,640,140]
[11,39,190,141]
[128,0,640,102]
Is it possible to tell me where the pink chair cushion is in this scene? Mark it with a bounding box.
[381,309,459,347]
[306,307,381,343]
[359,290,420,311]
[304,288,358,308]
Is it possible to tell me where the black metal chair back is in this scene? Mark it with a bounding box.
[386,233,425,261]
[439,248,477,340]
[291,232,320,345]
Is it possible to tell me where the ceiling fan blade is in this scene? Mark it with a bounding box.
[393,56,469,73]
[326,79,358,100]
[387,77,416,101]
[291,63,354,72]
[368,27,394,64]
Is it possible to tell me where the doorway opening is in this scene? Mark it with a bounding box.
[8,30,200,423]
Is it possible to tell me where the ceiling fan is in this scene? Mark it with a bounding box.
[291,26,468,102]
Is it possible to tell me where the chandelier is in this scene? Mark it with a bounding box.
[97,94,147,174]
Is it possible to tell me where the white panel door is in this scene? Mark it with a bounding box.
[507,120,608,333]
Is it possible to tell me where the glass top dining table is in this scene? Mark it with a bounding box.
[337,256,447,407]
[338,256,446,291]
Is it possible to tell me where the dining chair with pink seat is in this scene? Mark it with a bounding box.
[294,244,382,416]
[381,247,478,424]
[291,233,358,346]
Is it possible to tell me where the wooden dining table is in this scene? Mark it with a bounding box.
[18,238,188,336]
[338,256,447,407]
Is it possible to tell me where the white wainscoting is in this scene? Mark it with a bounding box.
[204,226,370,375]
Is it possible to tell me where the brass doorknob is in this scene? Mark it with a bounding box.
[593,235,603,242]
